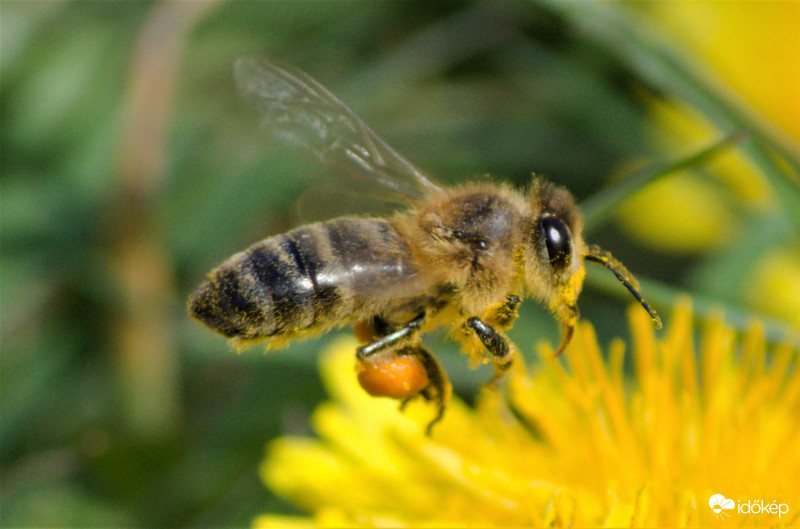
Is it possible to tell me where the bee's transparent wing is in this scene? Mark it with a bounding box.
[234,57,443,202]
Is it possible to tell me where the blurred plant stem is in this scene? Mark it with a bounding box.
[109,0,217,439]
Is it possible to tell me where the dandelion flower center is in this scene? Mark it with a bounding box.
[256,299,800,528]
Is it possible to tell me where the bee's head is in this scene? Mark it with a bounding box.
[523,178,586,355]
[524,177,661,357]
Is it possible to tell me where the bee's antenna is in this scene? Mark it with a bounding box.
[584,245,662,329]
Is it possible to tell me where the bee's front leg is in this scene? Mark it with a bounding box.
[490,294,522,329]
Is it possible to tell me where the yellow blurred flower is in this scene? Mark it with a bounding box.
[617,99,769,254]
[746,246,800,329]
[618,2,800,254]
[616,169,739,253]
[645,2,800,144]
[255,300,800,528]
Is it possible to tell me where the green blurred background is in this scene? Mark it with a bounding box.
[2,1,798,526]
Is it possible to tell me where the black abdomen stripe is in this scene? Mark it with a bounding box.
[242,223,351,337]
[283,228,346,324]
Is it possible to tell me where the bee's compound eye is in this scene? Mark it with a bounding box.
[538,215,571,270]
[357,354,429,400]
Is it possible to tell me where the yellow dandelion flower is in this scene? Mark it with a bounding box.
[256,300,800,528]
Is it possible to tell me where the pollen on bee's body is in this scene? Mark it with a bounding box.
[356,354,429,400]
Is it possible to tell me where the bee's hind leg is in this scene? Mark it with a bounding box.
[354,312,451,434]
[356,312,426,358]
[395,344,452,435]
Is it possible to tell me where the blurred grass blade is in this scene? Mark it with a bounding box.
[538,0,800,230]
[585,266,800,347]
[581,131,746,233]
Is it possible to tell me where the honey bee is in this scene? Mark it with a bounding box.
[189,58,662,432]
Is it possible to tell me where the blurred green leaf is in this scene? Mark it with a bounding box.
[538,0,800,229]
[581,131,747,233]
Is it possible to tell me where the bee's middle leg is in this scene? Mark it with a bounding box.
[465,293,521,379]
[466,317,513,374]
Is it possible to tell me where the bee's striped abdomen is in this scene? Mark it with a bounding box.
[188,218,420,342]
[245,233,317,334]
